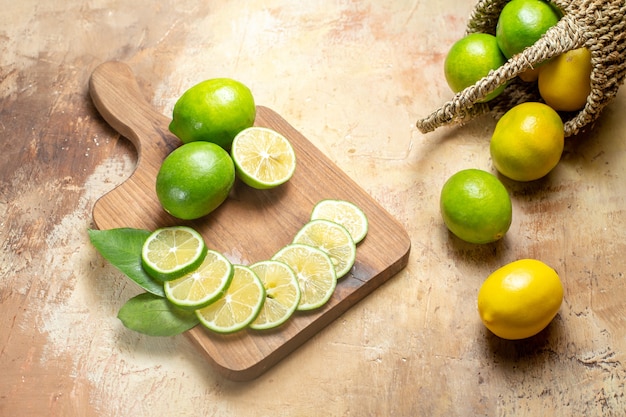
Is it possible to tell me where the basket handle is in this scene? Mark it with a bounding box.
[416,14,584,134]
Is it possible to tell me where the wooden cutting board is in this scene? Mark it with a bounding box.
[89,61,411,381]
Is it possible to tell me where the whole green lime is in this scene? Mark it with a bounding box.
[496,0,561,59]
[156,142,235,220]
[169,78,256,149]
[440,169,512,244]
[444,33,507,102]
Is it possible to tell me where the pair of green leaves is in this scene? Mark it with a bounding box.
[88,228,199,337]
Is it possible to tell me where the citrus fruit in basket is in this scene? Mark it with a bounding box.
[478,259,563,340]
[444,33,507,102]
[495,0,562,59]
[169,78,256,149]
[538,47,592,112]
[518,66,541,83]
[230,126,297,189]
[440,169,512,244]
[141,226,208,281]
[164,249,234,310]
[156,141,235,220]
[490,102,564,182]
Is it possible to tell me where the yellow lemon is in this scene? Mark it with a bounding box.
[518,66,541,83]
[538,47,592,112]
[490,102,564,182]
[478,259,563,340]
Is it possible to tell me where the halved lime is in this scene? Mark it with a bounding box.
[195,264,265,334]
[141,226,208,281]
[249,260,300,330]
[272,243,337,311]
[230,126,296,189]
[310,199,369,244]
[292,219,356,279]
[164,250,234,310]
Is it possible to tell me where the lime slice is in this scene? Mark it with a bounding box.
[141,226,208,281]
[272,243,337,311]
[195,264,265,334]
[164,250,234,310]
[292,219,356,279]
[249,260,301,330]
[230,126,296,189]
[310,199,369,244]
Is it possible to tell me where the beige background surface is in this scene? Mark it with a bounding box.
[2,0,626,416]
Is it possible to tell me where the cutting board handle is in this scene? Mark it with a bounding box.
[89,61,179,168]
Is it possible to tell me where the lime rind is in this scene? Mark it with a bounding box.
[272,243,337,311]
[164,250,234,310]
[310,199,369,244]
[141,226,208,281]
[249,260,301,330]
[231,127,297,189]
[292,219,356,279]
[195,264,265,334]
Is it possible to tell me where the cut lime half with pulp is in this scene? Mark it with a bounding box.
[164,250,234,310]
[249,260,300,330]
[272,243,337,311]
[195,264,265,334]
[141,226,207,281]
[230,126,296,189]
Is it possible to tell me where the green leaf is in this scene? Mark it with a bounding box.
[117,292,199,336]
[88,228,164,297]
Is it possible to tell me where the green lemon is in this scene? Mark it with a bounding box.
[444,33,507,102]
[169,78,256,149]
[156,141,235,220]
[496,0,561,59]
[440,169,512,244]
[490,102,564,182]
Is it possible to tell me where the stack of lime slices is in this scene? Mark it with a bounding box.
[141,226,266,334]
[139,198,369,334]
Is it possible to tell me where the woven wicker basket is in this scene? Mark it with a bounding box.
[416,0,626,137]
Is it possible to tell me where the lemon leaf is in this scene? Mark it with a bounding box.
[117,292,199,336]
[88,228,164,297]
